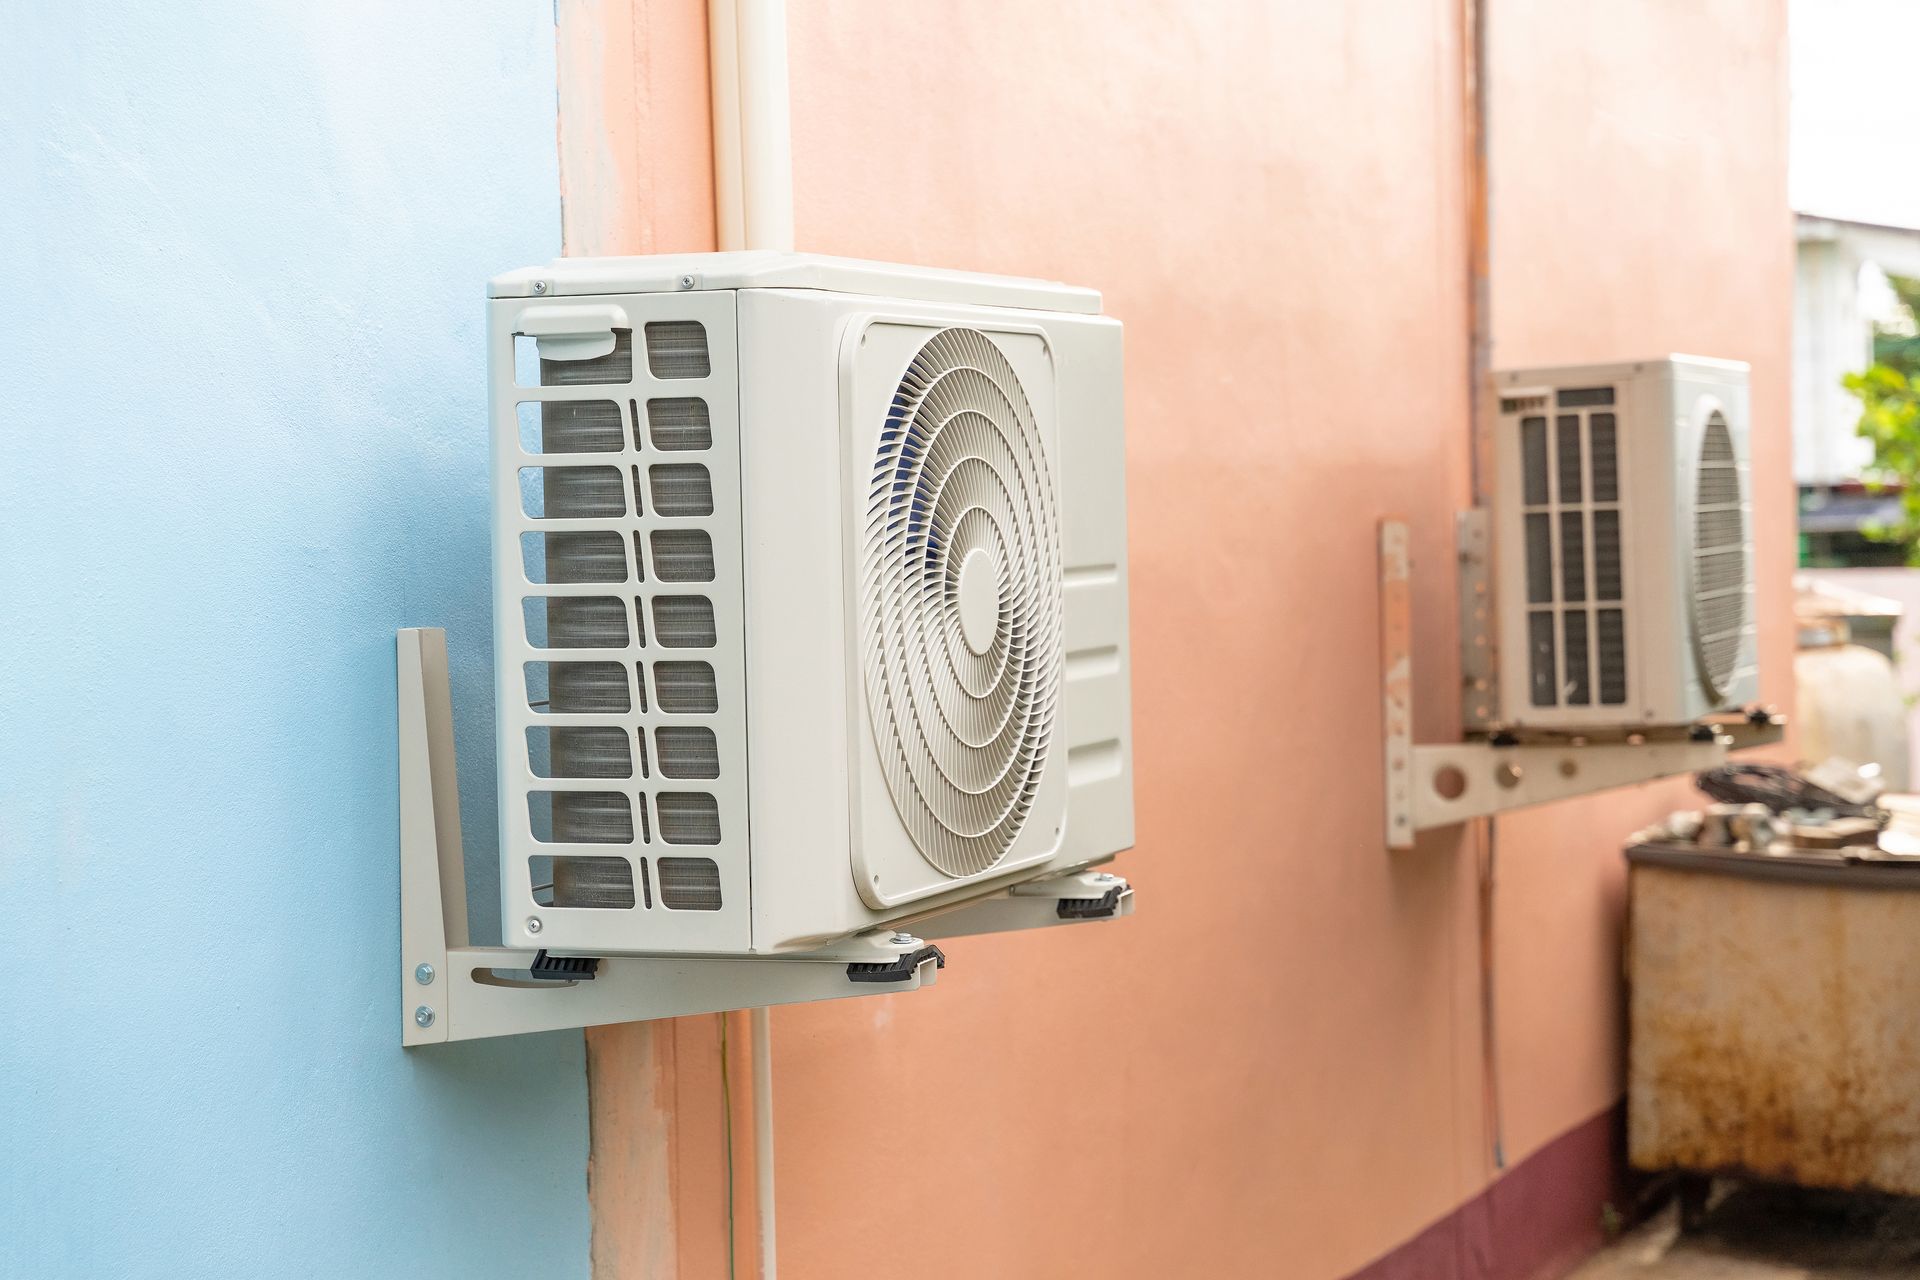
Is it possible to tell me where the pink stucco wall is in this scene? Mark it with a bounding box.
[563,3,1793,1276]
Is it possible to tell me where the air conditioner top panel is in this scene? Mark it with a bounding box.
[1494,354,1749,387]
[489,251,1104,314]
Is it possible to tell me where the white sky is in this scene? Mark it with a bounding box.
[1792,0,1920,227]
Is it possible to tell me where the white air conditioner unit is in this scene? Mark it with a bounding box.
[487,252,1133,957]
[1488,355,1757,731]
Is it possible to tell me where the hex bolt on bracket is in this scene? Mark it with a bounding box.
[397,628,1129,1046]
[1378,519,1783,850]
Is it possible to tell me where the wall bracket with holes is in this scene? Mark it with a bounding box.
[1379,520,1783,849]
[398,627,944,1046]
[397,628,1131,1044]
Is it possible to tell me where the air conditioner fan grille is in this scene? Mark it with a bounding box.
[861,328,1063,879]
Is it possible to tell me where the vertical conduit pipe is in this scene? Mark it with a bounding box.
[1461,0,1507,1175]
[710,4,793,1274]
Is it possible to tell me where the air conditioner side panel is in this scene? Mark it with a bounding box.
[1492,375,1664,728]
[1671,360,1759,718]
[1492,362,1678,728]
[738,292,1132,952]
[1051,317,1135,866]
[1624,366,1684,723]
[489,290,752,956]
[734,289,856,954]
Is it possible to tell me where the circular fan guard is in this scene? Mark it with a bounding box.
[1689,410,1748,702]
[861,328,1064,878]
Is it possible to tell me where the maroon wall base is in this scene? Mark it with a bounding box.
[1344,1103,1627,1280]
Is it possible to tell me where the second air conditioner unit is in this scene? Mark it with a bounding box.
[1488,355,1758,731]
[488,252,1134,958]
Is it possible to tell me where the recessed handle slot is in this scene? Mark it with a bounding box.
[519,303,631,363]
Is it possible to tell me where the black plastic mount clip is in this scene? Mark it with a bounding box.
[528,950,601,982]
[846,944,946,984]
[1056,885,1126,920]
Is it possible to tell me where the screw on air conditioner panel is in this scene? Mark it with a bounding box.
[414,963,435,986]
[526,916,544,935]
[1095,873,1117,883]
[414,1006,436,1028]
[532,280,549,295]
[676,274,696,290]
[891,932,914,946]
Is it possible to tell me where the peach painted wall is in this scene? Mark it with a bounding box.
[1485,0,1794,1171]
[563,2,1792,1277]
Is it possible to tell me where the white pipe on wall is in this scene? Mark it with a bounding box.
[710,7,793,1273]
[709,0,794,254]
[708,0,745,250]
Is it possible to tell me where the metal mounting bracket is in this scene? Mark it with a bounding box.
[397,628,942,1046]
[913,869,1136,940]
[1379,519,1784,850]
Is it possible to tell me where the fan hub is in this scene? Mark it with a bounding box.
[956,547,999,656]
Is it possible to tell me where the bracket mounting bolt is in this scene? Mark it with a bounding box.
[414,1006,436,1028]
[890,931,914,946]
[531,280,549,295]
[526,916,544,935]
[414,963,435,986]
[676,274,696,290]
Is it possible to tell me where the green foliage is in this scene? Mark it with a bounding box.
[1875,273,1920,379]
[1847,274,1920,563]
[1847,363,1920,561]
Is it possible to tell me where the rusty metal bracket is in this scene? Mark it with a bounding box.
[1457,508,1497,730]
[1380,519,1784,849]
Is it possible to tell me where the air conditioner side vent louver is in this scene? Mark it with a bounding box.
[1518,396,1627,710]
[499,301,747,947]
[1689,411,1750,702]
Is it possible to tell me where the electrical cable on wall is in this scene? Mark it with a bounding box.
[720,1012,738,1280]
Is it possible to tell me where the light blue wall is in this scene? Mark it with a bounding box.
[0,4,590,1276]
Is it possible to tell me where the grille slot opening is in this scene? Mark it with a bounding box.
[526,661,631,715]
[522,531,628,585]
[650,529,715,582]
[1562,611,1591,705]
[529,791,633,844]
[1559,512,1586,603]
[520,466,626,520]
[657,856,722,910]
[1590,414,1618,501]
[1598,609,1627,704]
[531,855,637,909]
[651,596,717,648]
[520,399,625,454]
[654,661,719,713]
[656,793,721,845]
[1524,514,1552,604]
[1555,415,1583,502]
[527,726,632,779]
[523,596,629,649]
[1521,416,1550,505]
[646,398,713,451]
[655,726,720,779]
[1593,511,1623,601]
[644,322,711,378]
[649,463,714,516]
[1527,610,1556,707]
